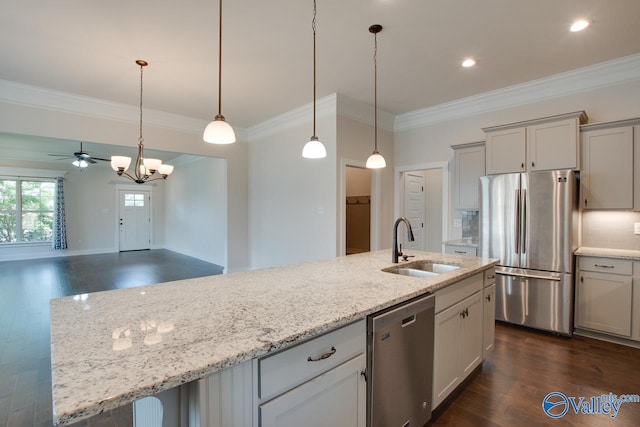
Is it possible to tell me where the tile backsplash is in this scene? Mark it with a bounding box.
[461,210,479,240]
[581,210,640,250]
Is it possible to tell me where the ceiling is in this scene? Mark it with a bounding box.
[1,0,640,130]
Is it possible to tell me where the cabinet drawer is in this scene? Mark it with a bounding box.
[258,320,365,401]
[484,268,496,287]
[444,245,477,257]
[435,273,483,314]
[578,257,632,275]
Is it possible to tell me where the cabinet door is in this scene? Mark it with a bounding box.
[576,271,632,337]
[454,144,485,210]
[259,354,366,427]
[433,301,462,409]
[485,127,526,174]
[459,292,483,378]
[581,126,633,209]
[483,284,496,358]
[527,118,578,171]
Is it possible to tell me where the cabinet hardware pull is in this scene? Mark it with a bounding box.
[307,346,336,362]
[454,250,466,254]
[594,264,614,269]
[360,369,367,382]
[465,308,469,317]
[486,294,491,302]
[580,276,583,283]
[521,162,524,169]
[460,311,466,319]
[532,161,535,168]
[585,198,588,206]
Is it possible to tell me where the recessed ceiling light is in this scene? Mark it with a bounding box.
[570,19,590,32]
[462,58,477,68]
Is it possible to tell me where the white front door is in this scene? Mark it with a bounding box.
[118,189,151,251]
[403,171,425,250]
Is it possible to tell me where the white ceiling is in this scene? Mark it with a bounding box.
[1,0,640,129]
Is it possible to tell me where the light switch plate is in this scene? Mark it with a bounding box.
[634,223,640,235]
[453,219,462,228]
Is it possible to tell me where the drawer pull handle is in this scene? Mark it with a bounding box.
[307,346,336,362]
[594,264,614,269]
[486,294,492,302]
[454,250,466,254]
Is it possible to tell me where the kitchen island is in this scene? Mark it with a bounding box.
[50,250,497,425]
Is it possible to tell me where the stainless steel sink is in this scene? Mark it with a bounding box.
[383,260,460,278]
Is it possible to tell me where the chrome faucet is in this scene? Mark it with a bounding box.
[392,217,415,263]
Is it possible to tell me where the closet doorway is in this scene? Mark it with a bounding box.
[345,166,371,255]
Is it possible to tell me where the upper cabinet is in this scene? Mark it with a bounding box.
[452,142,485,210]
[581,124,634,210]
[484,111,588,175]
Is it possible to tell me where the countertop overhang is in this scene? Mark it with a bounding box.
[50,250,498,425]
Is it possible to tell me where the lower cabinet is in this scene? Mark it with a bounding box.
[576,271,632,337]
[433,284,483,409]
[259,354,366,427]
[483,283,496,358]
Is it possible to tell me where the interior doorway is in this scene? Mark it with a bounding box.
[118,188,151,251]
[345,166,371,255]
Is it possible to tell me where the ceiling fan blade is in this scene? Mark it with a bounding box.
[48,153,72,157]
[91,157,110,162]
[87,158,97,164]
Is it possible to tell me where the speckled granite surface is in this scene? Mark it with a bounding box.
[50,250,497,425]
[575,247,640,260]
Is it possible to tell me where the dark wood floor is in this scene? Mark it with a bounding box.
[0,250,223,427]
[431,323,640,426]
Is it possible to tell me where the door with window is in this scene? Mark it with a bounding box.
[118,189,151,251]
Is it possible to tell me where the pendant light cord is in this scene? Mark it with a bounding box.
[139,63,144,145]
[312,0,317,137]
[218,0,223,116]
[373,31,378,152]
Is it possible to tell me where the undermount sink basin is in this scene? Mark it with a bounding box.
[383,260,460,278]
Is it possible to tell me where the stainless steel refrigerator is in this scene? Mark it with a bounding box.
[479,170,579,336]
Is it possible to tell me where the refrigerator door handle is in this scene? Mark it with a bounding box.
[496,270,562,282]
[521,189,527,255]
[514,189,520,254]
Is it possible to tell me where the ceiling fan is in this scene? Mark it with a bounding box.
[48,142,110,168]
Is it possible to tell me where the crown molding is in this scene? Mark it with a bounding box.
[0,78,249,140]
[394,53,640,132]
[336,95,394,131]
[247,93,338,141]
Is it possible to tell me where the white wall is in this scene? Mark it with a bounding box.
[0,100,250,271]
[249,114,337,269]
[163,155,227,267]
[394,79,640,240]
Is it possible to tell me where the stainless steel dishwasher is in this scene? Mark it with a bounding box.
[367,293,435,427]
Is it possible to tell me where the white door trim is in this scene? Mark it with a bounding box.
[115,183,154,251]
[394,162,449,252]
[339,159,380,256]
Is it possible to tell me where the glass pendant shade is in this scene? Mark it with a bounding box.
[143,158,162,172]
[204,116,236,144]
[158,164,174,176]
[366,151,386,169]
[302,136,327,159]
[111,156,132,172]
[72,159,89,168]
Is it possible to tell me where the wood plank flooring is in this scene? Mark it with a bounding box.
[430,323,640,426]
[0,250,223,427]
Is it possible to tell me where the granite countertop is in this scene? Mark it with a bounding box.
[444,238,479,247]
[575,247,640,261]
[50,249,498,425]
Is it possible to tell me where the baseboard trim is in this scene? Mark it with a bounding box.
[574,328,640,350]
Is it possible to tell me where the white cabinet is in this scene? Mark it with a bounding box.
[433,273,484,409]
[484,111,587,175]
[259,354,366,427]
[576,257,633,337]
[483,270,496,358]
[581,125,634,210]
[452,142,485,210]
[256,321,366,427]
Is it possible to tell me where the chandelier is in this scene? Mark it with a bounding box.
[111,60,174,183]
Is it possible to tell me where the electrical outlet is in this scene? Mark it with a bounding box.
[634,223,640,235]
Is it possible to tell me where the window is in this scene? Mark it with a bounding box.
[0,178,55,243]
[124,193,145,207]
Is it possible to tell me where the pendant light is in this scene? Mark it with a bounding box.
[366,24,386,169]
[111,60,174,183]
[302,0,327,159]
[203,0,236,144]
